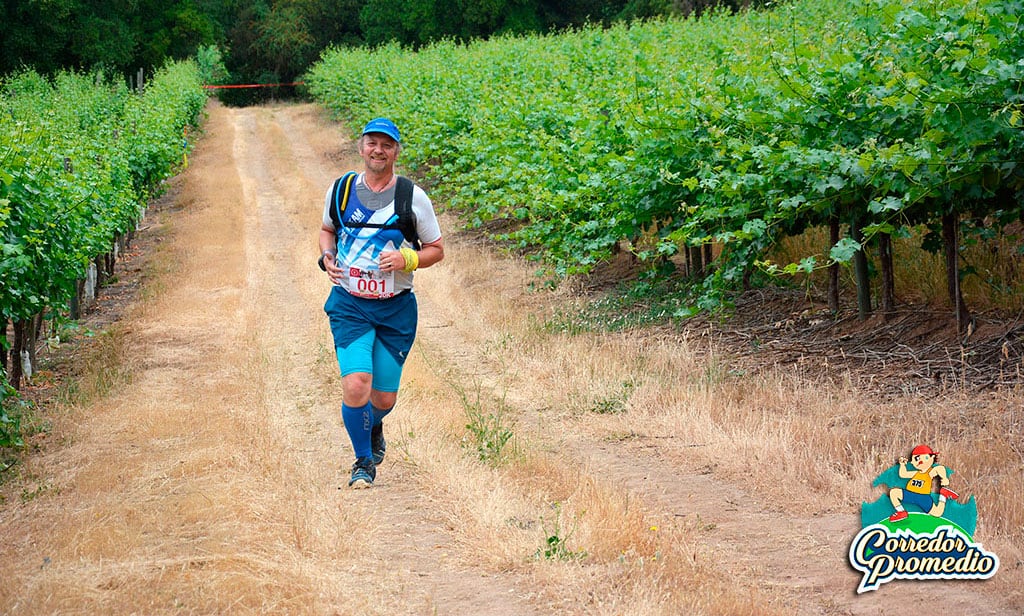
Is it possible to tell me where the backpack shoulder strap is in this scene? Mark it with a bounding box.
[394,175,421,249]
[328,171,358,230]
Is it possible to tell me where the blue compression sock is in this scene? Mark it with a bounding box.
[342,402,373,459]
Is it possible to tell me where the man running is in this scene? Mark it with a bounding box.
[318,118,444,488]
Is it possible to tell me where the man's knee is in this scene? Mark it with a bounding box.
[343,372,373,404]
[372,391,397,410]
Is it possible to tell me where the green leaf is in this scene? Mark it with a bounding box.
[896,157,921,177]
[829,237,861,263]
[862,222,896,236]
[813,175,845,194]
[868,196,904,214]
[741,219,767,239]
[857,153,875,173]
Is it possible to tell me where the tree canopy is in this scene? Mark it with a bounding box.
[1,0,761,95]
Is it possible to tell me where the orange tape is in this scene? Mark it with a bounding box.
[202,82,305,89]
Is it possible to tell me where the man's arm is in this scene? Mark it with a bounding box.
[319,223,343,284]
[415,238,444,269]
[319,223,337,257]
[896,457,915,479]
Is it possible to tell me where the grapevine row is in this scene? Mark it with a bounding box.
[306,0,1023,322]
[0,61,206,404]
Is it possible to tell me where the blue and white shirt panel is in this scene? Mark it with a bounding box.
[322,173,441,297]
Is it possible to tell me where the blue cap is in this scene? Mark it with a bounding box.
[361,118,400,143]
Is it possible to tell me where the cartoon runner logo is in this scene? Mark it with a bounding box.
[848,444,999,593]
[888,444,958,523]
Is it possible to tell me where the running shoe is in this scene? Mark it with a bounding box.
[349,457,376,489]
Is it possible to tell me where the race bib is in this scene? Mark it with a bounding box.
[348,266,395,299]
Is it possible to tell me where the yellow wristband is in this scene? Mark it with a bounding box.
[400,247,419,273]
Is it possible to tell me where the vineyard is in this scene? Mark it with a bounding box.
[0,61,206,445]
[1,0,1023,610]
[3,0,1021,454]
[306,0,1024,325]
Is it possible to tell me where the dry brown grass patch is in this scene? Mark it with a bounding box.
[772,224,1024,311]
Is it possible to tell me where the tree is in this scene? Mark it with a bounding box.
[1,0,225,77]
[301,0,365,49]
[1,0,81,74]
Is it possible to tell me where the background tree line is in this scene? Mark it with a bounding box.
[0,0,764,103]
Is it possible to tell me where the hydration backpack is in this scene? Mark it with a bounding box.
[328,171,421,249]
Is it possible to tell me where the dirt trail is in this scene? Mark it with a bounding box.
[1,102,1018,614]
[0,103,538,615]
[415,243,1019,615]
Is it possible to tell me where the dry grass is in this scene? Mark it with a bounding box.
[397,342,789,615]
[405,238,782,612]
[0,104,371,614]
[3,103,1019,615]
[414,216,1024,611]
[771,224,1024,311]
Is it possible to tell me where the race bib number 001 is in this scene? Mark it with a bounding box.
[348,266,395,299]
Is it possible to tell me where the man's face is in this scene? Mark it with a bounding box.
[911,453,934,471]
[359,133,399,174]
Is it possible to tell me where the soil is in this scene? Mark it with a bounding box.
[1,101,1019,615]
[575,249,1024,399]
[687,289,1024,397]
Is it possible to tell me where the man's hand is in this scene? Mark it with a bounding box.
[379,249,406,273]
[322,252,344,285]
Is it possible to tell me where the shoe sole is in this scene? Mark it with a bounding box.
[350,478,373,489]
